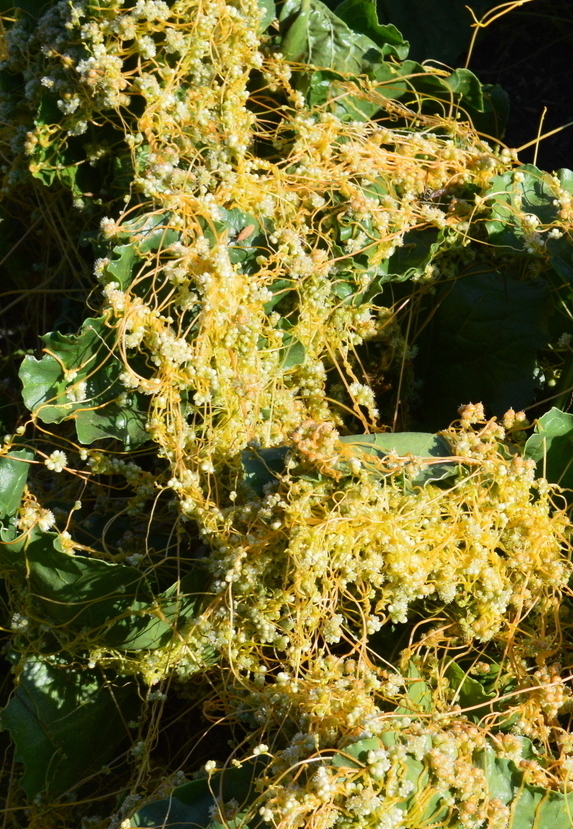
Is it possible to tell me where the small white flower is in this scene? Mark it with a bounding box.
[44,450,67,473]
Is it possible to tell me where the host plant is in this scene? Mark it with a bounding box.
[1,0,573,827]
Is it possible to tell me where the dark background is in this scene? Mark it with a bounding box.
[374,0,573,172]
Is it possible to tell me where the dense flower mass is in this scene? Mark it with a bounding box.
[2,0,573,826]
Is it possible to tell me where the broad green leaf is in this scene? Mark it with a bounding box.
[511,786,573,829]
[242,434,454,493]
[0,448,33,518]
[101,212,179,292]
[369,59,488,120]
[7,529,206,650]
[387,227,445,281]
[280,333,306,369]
[338,432,455,484]
[558,168,573,198]
[241,446,290,495]
[333,733,446,826]
[474,748,523,807]
[105,242,137,290]
[465,83,509,140]
[397,660,433,714]
[444,67,484,112]
[75,395,149,446]
[263,279,294,313]
[0,657,136,799]
[103,571,208,651]
[257,0,276,30]
[332,736,381,768]
[416,267,551,429]
[524,407,573,492]
[332,0,409,59]
[445,663,497,721]
[19,316,148,448]
[279,0,385,74]
[132,762,265,828]
[484,164,563,250]
[132,217,180,255]
[306,68,380,120]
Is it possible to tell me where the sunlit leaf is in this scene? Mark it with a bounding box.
[0,448,33,518]
[19,316,148,448]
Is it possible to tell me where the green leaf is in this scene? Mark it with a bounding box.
[338,432,455,484]
[0,657,136,799]
[129,213,180,255]
[524,407,573,492]
[476,748,573,827]
[263,279,294,313]
[444,67,484,112]
[105,242,137,290]
[280,333,306,369]
[105,213,180,281]
[368,59,487,121]
[387,227,444,281]
[241,446,290,496]
[6,529,205,651]
[475,748,523,807]
[307,66,395,120]
[103,572,207,651]
[132,762,265,828]
[332,736,381,768]
[511,786,573,829]
[332,0,409,59]
[558,168,573,198]
[19,316,148,448]
[465,83,509,140]
[257,0,276,30]
[416,267,551,429]
[397,660,433,714]
[0,448,33,518]
[445,663,497,721]
[283,1,486,125]
[279,0,385,74]
[484,165,563,250]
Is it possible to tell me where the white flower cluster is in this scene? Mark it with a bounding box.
[16,504,56,532]
[44,450,67,472]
